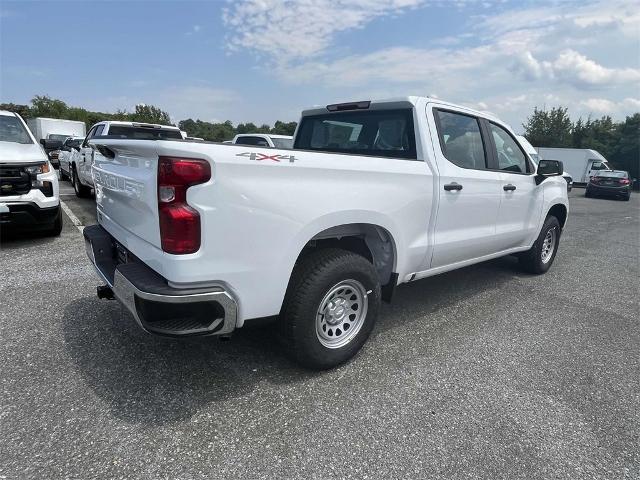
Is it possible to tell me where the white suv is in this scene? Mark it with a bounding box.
[0,111,61,235]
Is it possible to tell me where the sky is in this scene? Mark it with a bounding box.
[1,0,638,132]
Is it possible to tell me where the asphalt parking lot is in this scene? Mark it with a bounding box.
[1,183,638,479]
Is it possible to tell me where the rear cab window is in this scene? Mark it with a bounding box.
[294,108,417,159]
[235,136,270,147]
[105,125,183,140]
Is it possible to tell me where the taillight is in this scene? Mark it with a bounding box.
[158,156,211,254]
[619,178,630,185]
[590,176,598,184]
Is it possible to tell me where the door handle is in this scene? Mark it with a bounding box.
[444,182,463,191]
[503,184,516,191]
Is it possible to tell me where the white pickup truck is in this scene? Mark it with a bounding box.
[83,97,568,369]
[69,121,183,197]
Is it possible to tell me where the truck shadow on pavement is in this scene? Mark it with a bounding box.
[61,255,527,426]
[61,297,312,426]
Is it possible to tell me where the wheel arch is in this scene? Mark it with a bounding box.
[547,203,568,229]
[291,222,399,300]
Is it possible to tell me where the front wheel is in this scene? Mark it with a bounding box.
[280,248,381,370]
[519,216,561,274]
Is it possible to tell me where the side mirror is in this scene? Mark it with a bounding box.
[536,160,564,185]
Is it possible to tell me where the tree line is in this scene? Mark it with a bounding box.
[0,95,297,141]
[522,107,639,180]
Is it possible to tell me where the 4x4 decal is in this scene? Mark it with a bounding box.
[236,152,297,163]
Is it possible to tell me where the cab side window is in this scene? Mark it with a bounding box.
[435,110,487,170]
[489,123,529,174]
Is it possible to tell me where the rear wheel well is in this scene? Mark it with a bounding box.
[294,224,397,300]
[547,204,567,229]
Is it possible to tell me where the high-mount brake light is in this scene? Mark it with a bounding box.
[326,101,371,112]
[157,156,211,255]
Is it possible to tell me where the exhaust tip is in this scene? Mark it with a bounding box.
[97,285,114,300]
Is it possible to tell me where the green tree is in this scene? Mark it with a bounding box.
[0,103,31,118]
[572,116,619,159]
[30,95,70,119]
[611,114,640,182]
[128,104,172,125]
[522,106,573,147]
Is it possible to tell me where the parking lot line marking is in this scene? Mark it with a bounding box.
[60,199,84,233]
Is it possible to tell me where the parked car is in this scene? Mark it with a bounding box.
[0,111,61,235]
[26,117,86,168]
[232,133,293,149]
[585,170,632,201]
[70,121,183,198]
[517,136,572,191]
[83,96,568,369]
[536,147,611,184]
[58,136,85,181]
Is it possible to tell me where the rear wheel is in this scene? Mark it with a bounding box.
[585,188,592,198]
[280,248,381,370]
[59,165,68,181]
[624,193,631,201]
[519,215,561,274]
[72,166,91,198]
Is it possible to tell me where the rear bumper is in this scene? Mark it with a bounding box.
[83,224,238,337]
[0,202,60,229]
[586,184,630,196]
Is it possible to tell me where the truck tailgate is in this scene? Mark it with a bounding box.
[91,140,162,248]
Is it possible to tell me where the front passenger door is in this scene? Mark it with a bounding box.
[487,121,543,250]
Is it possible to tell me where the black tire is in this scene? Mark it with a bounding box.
[585,188,592,198]
[72,166,91,198]
[624,193,631,201]
[59,167,68,181]
[280,248,381,370]
[47,206,63,236]
[519,215,561,274]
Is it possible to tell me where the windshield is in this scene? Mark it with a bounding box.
[105,126,183,140]
[590,161,609,170]
[0,115,33,144]
[271,137,293,149]
[294,108,417,159]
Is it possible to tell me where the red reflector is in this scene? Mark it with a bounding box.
[619,178,630,185]
[158,157,211,255]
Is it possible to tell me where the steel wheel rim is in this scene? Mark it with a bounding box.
[316,279,368,349]
[541,227,556,264]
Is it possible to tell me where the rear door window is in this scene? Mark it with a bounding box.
[294,109,417,159]
[434,110,487,169]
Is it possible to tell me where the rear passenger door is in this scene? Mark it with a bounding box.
[486,121,543,250]
[429,107,503,268]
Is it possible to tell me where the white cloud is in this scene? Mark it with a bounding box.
[223,0,427,62]
[580,97,640,115]
[549,49,640,87]
[158,86,239,123]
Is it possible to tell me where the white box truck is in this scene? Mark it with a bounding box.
[26,117,86,167]
[536,148,611,184]
[26,117,86,143]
